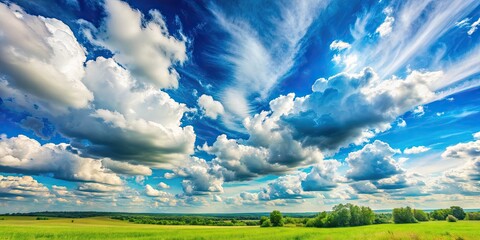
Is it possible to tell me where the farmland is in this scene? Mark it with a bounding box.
[0,216,479,240]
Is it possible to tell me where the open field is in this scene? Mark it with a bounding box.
[0,216,479,240]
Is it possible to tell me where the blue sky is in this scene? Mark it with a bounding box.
[0,0,479,213]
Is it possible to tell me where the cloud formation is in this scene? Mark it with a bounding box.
[198,94,225,119]
[0,2,92,109]
[0,134,122,185]
[81,0,187,89]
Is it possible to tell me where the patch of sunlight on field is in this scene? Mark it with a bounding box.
[0,217,479,240]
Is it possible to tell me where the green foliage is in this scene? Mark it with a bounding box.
[374,213,392,224]
[413,209,429,222]
[35,217,49,220]
[307,204,375,228]
[392,207,417,224]
[260,219,272,227]
[259,216,268,225]
[431,209,450,221]
[446,215,458,222]
[465,212,480,220]
[450,206,466,220]
[270,210,284,227]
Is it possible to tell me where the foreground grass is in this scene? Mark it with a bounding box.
[0,217,479,240]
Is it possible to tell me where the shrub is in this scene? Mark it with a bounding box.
[413,209,429,222]
[446,215,458,222]
[259,216,268,225]
[270,210,284,227]
[374,213,392,224]
[465,212,480,220]
[260,219,272,227]
[392,207,417,224]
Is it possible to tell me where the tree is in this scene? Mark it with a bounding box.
[431,209,450,221]
[270,210,284,227]
[392,207,417,224]
[413,209,429,222]
[450,206,466,220]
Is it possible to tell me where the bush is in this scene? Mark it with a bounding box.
[446,215,458,222]
[465,212,480,220]
[259,216,268,225]
[260,219,272,227]
[374,213,392,224]
[392,207,417,224]
[36,217,49,220]
[270,210,284,227]
[413,209,429,222]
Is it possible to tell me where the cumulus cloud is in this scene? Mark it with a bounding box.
[158,182,170,189]
[0,2,92,109]
[80,0,187,89]
[0,134,122,185]
[283,68,439,151]
[403,146,430,154]
[473,131,480,140]
[171,157,223,196]
[376,16,394,37]
[197,94,225,119]
[0,175,51,198]
[301,160,341,191]
[397,118,407,127]
[413,105,425,116]
[329,40,351,51]
[57,57,195,165]
[441,137,480,181]
[77,183,123,193]
[346,140,402,181]
[101,159,152,176]
[145,184,172,198]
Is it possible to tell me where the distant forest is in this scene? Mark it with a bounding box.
[3,204,479,228]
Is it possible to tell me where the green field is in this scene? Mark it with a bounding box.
[0,216,479,240]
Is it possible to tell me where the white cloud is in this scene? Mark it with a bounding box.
[0,134,122,185]
[57,57,196,165]
[467,17,480,35]
[397,118,407,127]
[197,94,225,119]
[77,183,123,193]
[158,182,170,189]
[346,140,403,181]
[171,157,223,196]
[283,68,439,151]
[209,1,329,128]
[0,175,51,198]
[145,184,172,198]
[81,0,187,89]
[403,146,430,154]
[413,105,425,116]
[301,160,341,191]
[101,159,152,176]
[329,40,351,51]
[0,2,92,109]
[474,132,480,140]
[376,16,394,37]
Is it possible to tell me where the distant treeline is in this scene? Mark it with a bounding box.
[3,206,480,228]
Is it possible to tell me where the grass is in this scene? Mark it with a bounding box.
[0,216,479,240]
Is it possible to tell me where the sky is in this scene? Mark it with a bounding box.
[0,0,479,213]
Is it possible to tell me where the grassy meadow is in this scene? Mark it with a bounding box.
[0,216,479,240]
